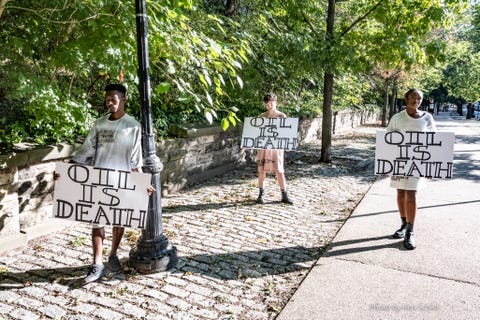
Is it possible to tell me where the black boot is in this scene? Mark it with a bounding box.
[404,223,416,250]
[392,217,407,239]
[256,188,265,204]
[281,190,293,205]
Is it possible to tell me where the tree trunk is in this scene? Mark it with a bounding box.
[225,0,240,16]
[390,82,398,118]
[0,0,9,19]
[320,0,336,163]
[381,78,389,126]
[321,73,334,163]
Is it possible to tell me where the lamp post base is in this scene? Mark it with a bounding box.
[128,236,178,273]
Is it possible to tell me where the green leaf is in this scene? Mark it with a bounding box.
[199,74,209,88]
[221,118,230,131]
[236,76,244,89]
[228,114,236,126]
[205,91,213,106]
[167,60,176,74]
[205,110,213,124]
[231,60,242,69]
[156,82,171,94]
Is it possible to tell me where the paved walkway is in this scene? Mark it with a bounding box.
[277,112,480,320]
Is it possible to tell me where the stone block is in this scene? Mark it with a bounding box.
[0,185,20,236]
[196,135,215,145]
[169,123,224,138]
[17,162,55,181]
[0,167,17,185]
[166,148,188,161]
[19,196,53,229]
[196,153,214,165]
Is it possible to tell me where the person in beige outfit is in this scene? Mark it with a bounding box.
[255,93,293,205]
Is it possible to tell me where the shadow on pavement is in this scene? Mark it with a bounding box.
[453,151,480,182]
[173,245,323,280]
[0,264,92,290]
[455,133,480,145]
[0,246,325,287]
[163,199,260,213]
[347,199,480,220]
[324,235,409,257]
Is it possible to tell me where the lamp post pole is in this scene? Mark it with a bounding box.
[129,0,178,273]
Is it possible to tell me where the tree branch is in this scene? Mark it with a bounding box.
[301,9,320,37]
[339,0,383,38]
[273,2,311,38]
[5,4,113,24]
[0,0,9,19]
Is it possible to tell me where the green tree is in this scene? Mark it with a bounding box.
[259,0,465,162]
[0,0,474,154]
[0,0,251,148]
[443,41,480,101]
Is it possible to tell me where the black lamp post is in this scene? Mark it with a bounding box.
[128,0,178,273]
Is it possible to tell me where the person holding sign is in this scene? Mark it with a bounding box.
[255,93,293,205]
[387,89,436,250]
[65,83,152,283]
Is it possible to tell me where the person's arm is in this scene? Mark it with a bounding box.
[428,115,437,131]
[72,125,98,165]
[386,114,397,132]
[129,125,143,169]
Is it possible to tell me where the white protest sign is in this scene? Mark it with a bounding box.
[53,162,151,228]
[375,130,455,179]
[241,117,299,150]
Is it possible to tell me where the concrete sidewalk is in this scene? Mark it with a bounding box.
[277,113,480,320]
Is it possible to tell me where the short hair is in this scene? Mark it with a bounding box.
[263,93,277,103]
[404,88,423,100]
[105,83,127,96]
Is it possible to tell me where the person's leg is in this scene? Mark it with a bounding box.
[277,172,293,205]
[84,226,106,283]
[110,226,125,257]
[256,170,266,204]
[404,190,417,250]
[258,170,266,189]
[108,226,125,272]
[404,190,417,225]
[277,172,286,190]
[92,226,105,265]
[393,189,407,238]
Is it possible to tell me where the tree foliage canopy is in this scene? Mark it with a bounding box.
[0,0,477,151]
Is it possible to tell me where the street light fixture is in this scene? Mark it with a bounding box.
[128,0,178,273]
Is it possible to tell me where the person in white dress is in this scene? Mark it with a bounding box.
[387,88,436,250]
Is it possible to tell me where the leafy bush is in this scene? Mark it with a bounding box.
[24,88,95,145]
[0,77,96,150]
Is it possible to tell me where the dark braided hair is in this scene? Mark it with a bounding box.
[404,88,423,100]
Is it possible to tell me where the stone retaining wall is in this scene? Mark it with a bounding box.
[0,110,379,249]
